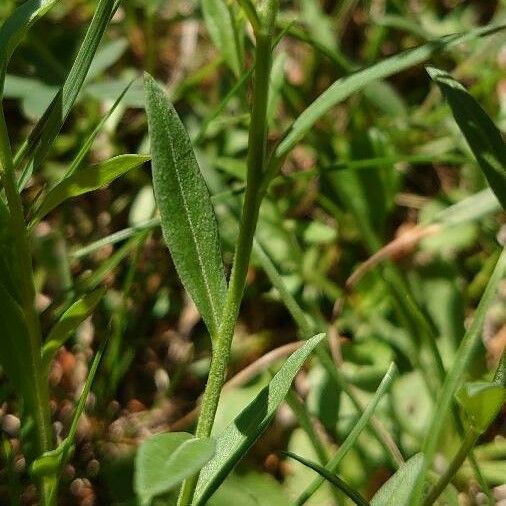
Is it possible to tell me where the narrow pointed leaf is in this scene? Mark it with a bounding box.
[284,452,370,506]
[202,0,242,76]
[276,24,505,158]
[0,0,60,94]
[427,66,506,209]
[33,154,150,221]
[41,288,106,370]
[135,433,215,506]
[14,0,119,185]
[194,333,326,504]
[371,454,425,506]
[144,73,227,338]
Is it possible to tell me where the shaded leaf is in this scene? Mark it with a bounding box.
[428,66,506,209]
[41,288,106,370]
[194,333,326,505]
[0,0,60,94]
[135,432,215,506]
[202,0,242,76]
[33,154,149,221]
[371,454,425,506]
[144,73,227,338]
[284,451,370,506]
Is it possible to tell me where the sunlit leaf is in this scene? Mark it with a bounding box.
[145,73,227,338]
[194,333,326,505]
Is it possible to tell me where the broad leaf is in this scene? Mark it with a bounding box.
[371,454,425,506]
[276,24,505,158]
[284,451,370,506]
[33,154,150,221]
[457,382,506,432]
[41,288,106,370]
[0,0,60,94]
[202,0,242,76]
[193,333,326,504]
[144,73,227,338]
[427,66,506,209]
[134,432,215,506]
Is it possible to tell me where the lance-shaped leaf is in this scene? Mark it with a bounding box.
[0,0,60,94]
[144,73,227,338]
[194,333,325,504]
[427,66,506,209]
[41,288,106,370]
[32,154,150,222]
[135,433,215,506]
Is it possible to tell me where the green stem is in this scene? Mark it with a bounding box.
[0,109,53,503]
[423,428,479,506]
[176,5,278,505]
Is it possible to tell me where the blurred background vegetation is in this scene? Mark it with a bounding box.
[0,0,505,504]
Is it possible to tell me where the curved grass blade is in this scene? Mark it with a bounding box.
[296,363,398,505]
[14,0,119,186]
[283,451,370,506]
[193,333,325,505]
[275,24,506,159]
[202,0,242,77]
[41,288,105,371]
[144,73,227,339]
[32,154,149,223]
[427,66,506,209]
[0,0,60,95]
[135,433,215,506]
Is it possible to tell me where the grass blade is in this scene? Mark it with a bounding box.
[145,73,227,339]
[283,451,370,506]
[0,0,60,95]
[14,0,118,185]
[275,24,505,159]
[193,333,326,505]
[411,248,506,505]
[428,66,506,209]
[202,0,242,77]
[32,154,149,223]
[41,288,105,371]
[296,363,398,505]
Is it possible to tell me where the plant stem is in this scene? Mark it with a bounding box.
[0,109,54,503]
[176,4,278,505]
[423,428,479,506]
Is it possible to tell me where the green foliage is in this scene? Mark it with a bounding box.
[134,433,215,506]
[145,73,227,339]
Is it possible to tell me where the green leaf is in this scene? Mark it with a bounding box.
[0,200,22,303]
[371,454,425,506]
[0,0,60,94]
[144,73,227,339]
[202,0,242,76]
[283,451,370,506]
[15,0,119,185]
[32,154,149,222]
[193,333,326,505]
[41,288,106,371]
[276,24,505,158]
[0,280,38,413]
[457,382,506,433]
[427,66,506,209]
[134,432,215,506]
